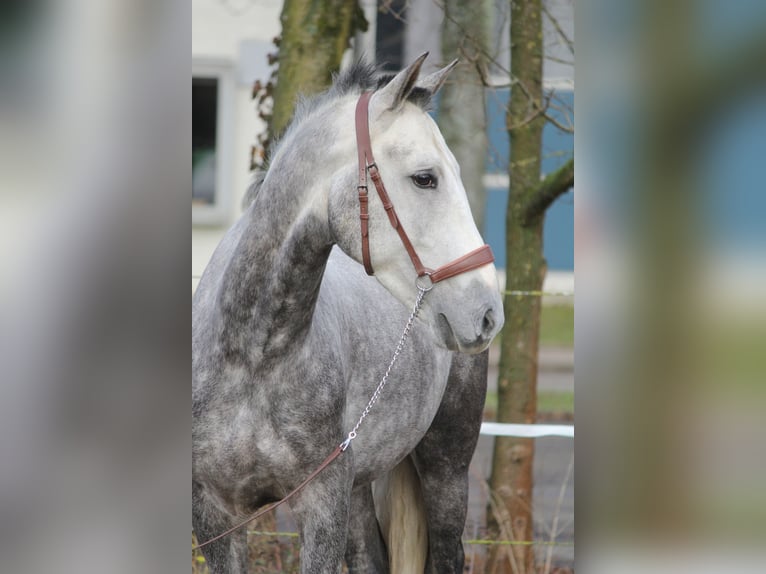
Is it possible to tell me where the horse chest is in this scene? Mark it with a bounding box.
[342,346,454,480]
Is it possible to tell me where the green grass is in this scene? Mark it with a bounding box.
[484,304,574,418]
[539,304,574,347]
[484,390,574,417]
[537,390,574,413]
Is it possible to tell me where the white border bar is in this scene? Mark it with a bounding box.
[480,422,574,438]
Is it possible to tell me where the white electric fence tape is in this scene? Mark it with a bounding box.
[480,422,574,438]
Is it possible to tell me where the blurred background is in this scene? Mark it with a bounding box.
[577,1,766,571]
[0,1,190,573]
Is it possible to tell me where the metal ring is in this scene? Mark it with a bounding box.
[415,273,434,292]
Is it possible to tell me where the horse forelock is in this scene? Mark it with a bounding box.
[331,61,432,109]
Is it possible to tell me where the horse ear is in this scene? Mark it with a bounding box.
[416,59,458,96]
[371,52,428,114]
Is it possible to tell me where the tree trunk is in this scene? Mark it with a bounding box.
[271,0,363,136]
[438,0,489,232]
[488,0,545,572]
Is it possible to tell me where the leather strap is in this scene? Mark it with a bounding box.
[354,91,494,283]
[429,244,495,284]
[355,92,376,275]
[193,445,344,551]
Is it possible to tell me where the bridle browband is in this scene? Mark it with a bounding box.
[355,91,495,286]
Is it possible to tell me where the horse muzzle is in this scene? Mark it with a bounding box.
[433,294,504,354]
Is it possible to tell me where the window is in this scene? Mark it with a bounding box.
[375,0,406,72]
[192,60,234,225]
[192,77,218,206]
[354,0,443,74]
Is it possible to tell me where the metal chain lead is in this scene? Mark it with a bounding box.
[340,286,429,451]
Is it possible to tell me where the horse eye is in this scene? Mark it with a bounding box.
[411,173,437,189]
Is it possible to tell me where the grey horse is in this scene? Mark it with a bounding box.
[192,54,504,573]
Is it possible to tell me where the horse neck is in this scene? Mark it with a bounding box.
[218,110,349,362]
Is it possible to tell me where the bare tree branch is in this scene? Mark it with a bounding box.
[543,111,574,133]
[544,54,575,66]
[432,0,576,143]
[522,157,574,226]
[507,106,543,131]
[505,84,574,133]
[541,1,574,55]
[432,0,513,77]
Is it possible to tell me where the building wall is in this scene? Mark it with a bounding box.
[192,0,283,288]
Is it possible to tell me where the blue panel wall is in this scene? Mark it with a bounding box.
[483,89,574,270]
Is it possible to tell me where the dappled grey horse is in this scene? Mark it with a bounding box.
[192,54,504,573]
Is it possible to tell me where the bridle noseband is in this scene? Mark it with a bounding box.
[355,91,495,285]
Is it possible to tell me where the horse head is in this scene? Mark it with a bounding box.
[329,54,504,354]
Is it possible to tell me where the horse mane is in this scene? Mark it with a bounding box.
[288,62,435,143]
[243,61,432,208]
[289,60,432,136]
[241,169,266,210]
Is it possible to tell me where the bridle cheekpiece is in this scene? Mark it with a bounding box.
[354,91,495,286]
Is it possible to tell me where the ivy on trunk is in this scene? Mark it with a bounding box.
[270,0,366,136]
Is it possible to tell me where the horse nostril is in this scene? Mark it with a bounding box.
[481,308,496,337]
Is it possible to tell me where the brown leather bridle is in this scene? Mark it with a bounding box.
[355,91,494,287]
